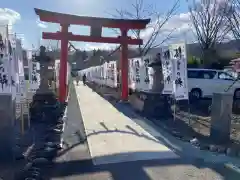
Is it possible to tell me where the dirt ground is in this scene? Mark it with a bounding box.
[167,99,240,148]
[87,82,240,150]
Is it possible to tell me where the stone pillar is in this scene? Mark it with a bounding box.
[0,94,14,163]
[210,92,233,144]
[140,65,172,119]
[37,61,52,94]
[149,66,164,93]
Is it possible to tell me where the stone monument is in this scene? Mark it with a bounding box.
[30,46,58,123]
[210,92,233,144]
[131,53,172,119]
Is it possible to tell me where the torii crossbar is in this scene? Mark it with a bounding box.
[35,8,150,102]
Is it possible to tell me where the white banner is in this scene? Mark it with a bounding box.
[106,61,117,88]
[0,28,27,103]
[128,58,135,90]
[131,57,143,91]
[0,26,12,94]
[100,64,105,85]
[141,56,153,91]
[29,61,40,92]
[0,57,11,93]
[169,43,188,100]
[0,25,7,57]
[129,56,155,92]
[19,75,26,101]
[161,48,174,94]
[10,55,17,99]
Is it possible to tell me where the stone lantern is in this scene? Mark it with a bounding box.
[30,46,59,123]
[34,46,54,95]
[148,53,164,93]
[141,52,172,119]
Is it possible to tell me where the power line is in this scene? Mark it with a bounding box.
[68,42,78,52]
[106,45,121,57]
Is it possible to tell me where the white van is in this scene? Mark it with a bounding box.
[188,68,240,99]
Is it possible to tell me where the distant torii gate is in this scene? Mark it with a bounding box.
[35,8,150,102]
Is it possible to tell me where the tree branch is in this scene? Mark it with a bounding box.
[110,0,179,56]
[188,0,231,64]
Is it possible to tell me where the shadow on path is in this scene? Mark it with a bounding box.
[48,81,240,180]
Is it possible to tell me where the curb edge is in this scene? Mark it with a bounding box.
[224,163,240,174]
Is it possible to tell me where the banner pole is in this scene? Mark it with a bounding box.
[174,98,176,122]
[20,102,24,134]
[27,99,30,128]
[188,98,191,126]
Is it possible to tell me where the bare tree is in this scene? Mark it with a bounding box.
[109,0,179,56]
[188,0,231,66]
[226,0,240,40]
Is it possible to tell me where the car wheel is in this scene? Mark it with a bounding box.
[190,88,202,101]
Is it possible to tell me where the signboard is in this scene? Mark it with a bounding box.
[128,58,135,90]
[131,57,142,91]
[0,25,8,57]
[161,48,174,94]
[169,43,188,100]
[29,60,40,92]
[0,57,11,93]
[141,56,153,91]
[106,61,117,88]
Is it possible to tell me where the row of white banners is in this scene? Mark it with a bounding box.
[0,25,25,101]
[79,43,189,100]
[0,25,41,103]
[79,61,118,88]
[161,43,188,100]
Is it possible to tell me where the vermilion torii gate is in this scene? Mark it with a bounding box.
[35,8,150,102]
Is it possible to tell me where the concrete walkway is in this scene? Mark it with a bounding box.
[74,83,178,165]
[49,81,231,180]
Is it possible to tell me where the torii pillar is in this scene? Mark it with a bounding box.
[35,8,150,102]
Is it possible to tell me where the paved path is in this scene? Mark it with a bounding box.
[48,81,236,180]
[74,83,178,165]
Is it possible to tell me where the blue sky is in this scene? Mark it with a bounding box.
[0,0,190,50]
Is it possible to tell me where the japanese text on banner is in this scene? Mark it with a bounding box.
[170,43,188,100]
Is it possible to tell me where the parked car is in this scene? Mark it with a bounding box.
[188,68,240,99]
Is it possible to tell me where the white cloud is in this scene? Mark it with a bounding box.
[80,12,194,51]
[38,22,47,29]
[75,12,197,51]
[140,12,194,44]
[36,18,47,28]
[0,8,20,26]
[0,8,21,34]
[0,8,22,43]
